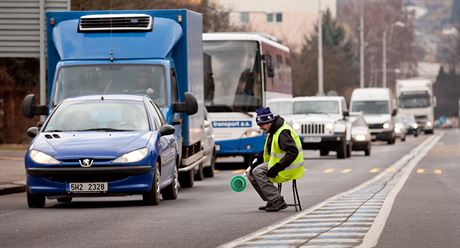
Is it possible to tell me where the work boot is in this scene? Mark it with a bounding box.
[258,202,272,211]
[265,197,287,212]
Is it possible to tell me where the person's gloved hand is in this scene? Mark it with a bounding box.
[267,163,283,178]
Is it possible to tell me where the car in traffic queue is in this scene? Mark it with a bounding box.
[394,115,407,142]
[349,113,372,156]
[400,114,420,137]
[22,95,179,208]
[196,106,216,179]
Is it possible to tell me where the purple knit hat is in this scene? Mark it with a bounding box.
[255,107,274,125]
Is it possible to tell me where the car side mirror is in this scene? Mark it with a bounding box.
[343,110,349,118]
[392,109,398,116]
[159,124,175,136]
[172,92,198,115]
[26,127,39,138]
[21,94,49,118]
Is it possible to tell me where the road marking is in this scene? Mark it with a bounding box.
[416,168,425,174]
[370,168,381,173]
[218,133,443,248]
[232,169,246,174]
[341,169,352,174]
[386,166,397,173]
[324,168,335,173]
[434,169,442,175]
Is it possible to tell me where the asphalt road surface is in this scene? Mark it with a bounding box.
[0,129,458,248]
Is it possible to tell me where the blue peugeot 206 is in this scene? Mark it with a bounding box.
[23,95,179,208]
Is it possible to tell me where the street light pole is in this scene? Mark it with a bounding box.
[317,0,324,96]
[382,30,387,88]
[359,0,365,88]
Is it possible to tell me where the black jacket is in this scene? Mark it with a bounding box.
[265,116,299,170]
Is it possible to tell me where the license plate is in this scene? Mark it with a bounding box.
[303,137,321,143]
[69,182,108,193]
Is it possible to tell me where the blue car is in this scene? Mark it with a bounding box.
[24,95,179,208]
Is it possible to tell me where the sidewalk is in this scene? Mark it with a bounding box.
[0,150,27,195]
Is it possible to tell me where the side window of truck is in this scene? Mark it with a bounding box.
[170,69,179,103]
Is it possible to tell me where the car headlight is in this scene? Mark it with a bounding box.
[292,123,301,132]
[113,148,148,163]
[325,123,334,131]
[426,121,433,127]
[383,122,390,129]
[241,129,263,138]
[412,123,418,129]
[30,150,60,164]
[354,134,366,141]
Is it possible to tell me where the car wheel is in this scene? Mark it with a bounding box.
[27,187,45,208]
[320,149,329,156]
[203,150,216,178]
[162,165,179,200]
[401,135,406,142]
[364,143,371,156]
[336,139,346,159]
[387,133,396,145]
[57,197,72,203]
[143,162,160,205]
[194,162,204,181]
[179,169,194,188]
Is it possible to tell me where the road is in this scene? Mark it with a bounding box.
[0,129,458,248]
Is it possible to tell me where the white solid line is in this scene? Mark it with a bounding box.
[358,132,443,248]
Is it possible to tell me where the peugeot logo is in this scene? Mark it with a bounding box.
[79,158,93,168]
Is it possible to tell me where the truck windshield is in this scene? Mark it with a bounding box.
[203,40,262,112]
[398,94,430,108]
[53,65,166,107]
[44,100,149,132]
[351,101,389,115]
[293,101,339,115]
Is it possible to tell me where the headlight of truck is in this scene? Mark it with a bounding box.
[383,122,390,129]
[292,123,301,132]
[411,123,418,129]
[325,123,334,131]
[426,121,433,127]
[113,148,148,163]
[354,134,366,141]
[30,150,60,164]
[241,129,263,138]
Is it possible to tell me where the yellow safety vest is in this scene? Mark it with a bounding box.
[263,123,304,183]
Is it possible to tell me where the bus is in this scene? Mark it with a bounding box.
[203,32,293,164]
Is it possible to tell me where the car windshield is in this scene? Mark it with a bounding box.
[53,64,166,107]
[44,100,150,132]
[351,101,389,115]
[293,100,339,115]
[268,101,293,115]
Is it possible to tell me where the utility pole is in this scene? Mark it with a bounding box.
[359,0,365,88]
[317,0,324,96]
[382,30,387,88]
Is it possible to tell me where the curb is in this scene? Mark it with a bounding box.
[0,181,26,196]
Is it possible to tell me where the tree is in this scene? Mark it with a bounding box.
[292,9,358,98]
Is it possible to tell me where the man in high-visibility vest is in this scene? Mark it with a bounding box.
[247,107,304,212]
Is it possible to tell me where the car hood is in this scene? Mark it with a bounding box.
[30,131,153,160]
[363,115,391,124]
[285,114,342,123]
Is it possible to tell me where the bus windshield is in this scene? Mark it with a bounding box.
[53,65,166,107]
[203,40,262,112]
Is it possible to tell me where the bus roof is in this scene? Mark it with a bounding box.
[203,32,290,52]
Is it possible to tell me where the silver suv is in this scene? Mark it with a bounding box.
[286,96,352,159]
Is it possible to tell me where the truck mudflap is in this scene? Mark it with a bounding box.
[179,150,207,172]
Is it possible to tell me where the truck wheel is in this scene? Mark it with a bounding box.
[143,163,160,205]
[320,149,329,156]
[179,169,194,188]
[387,133,396,145]
[194,163,204,181]
[204,150,216,178]
[364,143,371,156]
[162,165,179,200]
[27,187,45,208]
[346,143,352,158]
[336,140,346,159]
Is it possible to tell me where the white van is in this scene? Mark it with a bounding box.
[350,88,397,144]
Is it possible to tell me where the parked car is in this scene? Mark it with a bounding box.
[23,95,179,208]
[394,115,407,141]
[201,106,216,178]
[349,113,372,156]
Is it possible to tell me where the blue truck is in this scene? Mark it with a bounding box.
[22,9,206,188]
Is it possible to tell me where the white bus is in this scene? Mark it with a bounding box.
[203,33,293,163]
